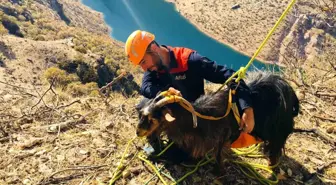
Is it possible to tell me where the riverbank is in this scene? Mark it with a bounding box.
[165,0,303,65]
[165,0,273,65]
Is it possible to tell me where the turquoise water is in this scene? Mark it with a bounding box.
[81,0,268,70]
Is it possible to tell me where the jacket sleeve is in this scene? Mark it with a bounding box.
[140,71,162,99]
[189,51,252,111]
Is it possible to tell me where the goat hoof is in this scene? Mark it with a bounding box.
[268,157,280,167]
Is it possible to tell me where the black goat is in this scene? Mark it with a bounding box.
[135,71,300,166]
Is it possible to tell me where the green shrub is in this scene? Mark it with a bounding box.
[66,81,98,97]
[57,30,75,39]
[35,35,45,41]
[58,60,79,73]
[1,15,18,25]
[1,15,24,37]
[17,15,26,21]
[43,67,79,87]
[74,46,87,54]
[0,24,8,35]
[76,62,98,83]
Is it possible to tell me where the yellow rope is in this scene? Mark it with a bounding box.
[110,137,278,185]
[172,156,214,185]
[231,143,261,156]
[109,136,137,185]
[233,160,278,185]
[138,147,215,185]
[138,154,169,185]
[141,141,278,185]
[216,0,297,92]
[155,141,175,157]
[160,89,236,123]
[174,89,233,120]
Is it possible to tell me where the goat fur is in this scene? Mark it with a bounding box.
[136,71,300,165]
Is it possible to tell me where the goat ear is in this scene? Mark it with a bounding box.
[165,112,175,122]
[162,108,175,122]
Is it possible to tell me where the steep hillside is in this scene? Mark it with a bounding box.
[0,0,141,90]
[0,1,143,184]
[0,0,335,185]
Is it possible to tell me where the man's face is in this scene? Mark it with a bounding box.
[139,44,161,72]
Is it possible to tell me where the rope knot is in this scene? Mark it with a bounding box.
[235,67,247,82]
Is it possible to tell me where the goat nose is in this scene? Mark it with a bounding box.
[136,130,140,136]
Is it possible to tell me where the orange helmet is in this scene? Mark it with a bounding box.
[125,30,155,65]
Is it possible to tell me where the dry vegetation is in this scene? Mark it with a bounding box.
[0,0,335,185]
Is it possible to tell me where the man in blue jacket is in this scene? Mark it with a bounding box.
[125,30,255,161]
[125,30,255,131]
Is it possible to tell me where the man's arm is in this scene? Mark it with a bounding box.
[188,51,252,111]
[140,71,162,99]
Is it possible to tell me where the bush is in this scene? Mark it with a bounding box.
[43,67,79,87]
[76,62,98,83]
[66,81,99,97]
[58,60,79,73]
[17,15,26,21]
[74,46,87,54]
[105,59,120,73]
[0,24,8,35]
[35,35,45,41]
[0,53,5,67]
[58,56,99,84]
[57,30,75,39]
[1,15,24,37]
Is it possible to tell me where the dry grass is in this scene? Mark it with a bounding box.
[1,63,335,184]
[0,85,141,185]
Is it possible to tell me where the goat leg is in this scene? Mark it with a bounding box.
[214,141,231,175]
[264,142,282,166]
[213,140,224,175]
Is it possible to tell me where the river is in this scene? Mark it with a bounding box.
[81,0,270,70]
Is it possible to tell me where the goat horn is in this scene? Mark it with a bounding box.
[178,98,198,128]
[153,94,164,102]
[155,96,175,108]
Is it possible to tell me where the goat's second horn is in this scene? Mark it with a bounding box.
[154,97,171,108]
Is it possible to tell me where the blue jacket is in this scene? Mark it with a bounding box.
[140,45,252,113]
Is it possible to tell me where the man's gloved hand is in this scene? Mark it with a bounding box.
[167,87,182,97]
[240,107,255,133]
